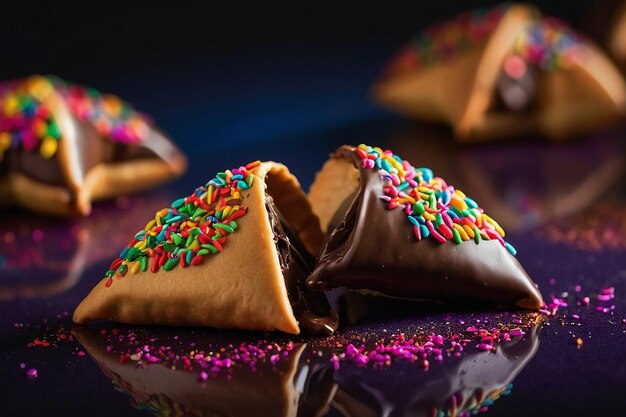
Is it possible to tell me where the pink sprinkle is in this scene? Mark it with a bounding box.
[571,314,580,320]
[199,371,208,381]
[465,326,478,332]
[574,285,582,293]
[77,351,85,356]
[330,354,340,371]
[581,297,590,305]
[597,294,613,302]
[19,363,26,369]
[26,368,37,379]
[509,329,524,337]
[270,354,280,365]
[600,287,615,295]
[549,278,556,286]
[476,343,493,352]
[595,306,610,313]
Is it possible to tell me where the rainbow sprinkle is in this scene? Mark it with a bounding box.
[354,144,515,255]
[386,6,580,75]
[103,161,260,287]
[511,18,580,70]
[0,75,150,161]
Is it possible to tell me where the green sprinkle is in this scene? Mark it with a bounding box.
[171,233,183,245]
[139,256,148,272]
[429,194,437,209]
[197,249,210,256]
[246,174,254,186]
[473,227,481,244]
[163,257,179,271]
[117,264,128,275]
[214,223,235,234]
[413,202,425,215]
[201,244,219,254]
[434,213,443,227]
[452,228,462,244]
[228,220,238,230]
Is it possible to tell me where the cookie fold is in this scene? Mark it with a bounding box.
[74,161,337,335]
[0,75,186,216]
[307,145,543,309]
[371,4,626,141]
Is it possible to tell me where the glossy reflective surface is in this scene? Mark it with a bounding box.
[1,120,626,416]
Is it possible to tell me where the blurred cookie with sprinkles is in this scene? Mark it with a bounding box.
[74,161,338,335]
[307,144,544,309]
[370,4,626,141]
[0,75,187,216]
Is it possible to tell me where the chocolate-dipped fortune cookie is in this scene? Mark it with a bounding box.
[0,75,186,216]
[74,161,338,335]
[371,4,626,141]
[307,145,543,309]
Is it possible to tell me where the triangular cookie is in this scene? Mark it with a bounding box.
[74,161,337,335]
[0,75,187,216]
[307,145,543,309]
[371,4,626,141]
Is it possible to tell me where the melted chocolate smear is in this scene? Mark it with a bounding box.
[307,148,543,309]
[494,58,538,113]
[265,195,338,335]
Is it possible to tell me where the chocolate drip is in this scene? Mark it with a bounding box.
[494,56,538,112]
[307,148,543,309]
[265,195,339,335]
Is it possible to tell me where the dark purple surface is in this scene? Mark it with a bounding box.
[1,120,626,416]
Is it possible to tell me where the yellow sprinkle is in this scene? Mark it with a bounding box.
[101,94,123,116]
[450,194,468,211]
[483,214,505,237]
[423,212,436,221]
[39,137,58,159]
[453,223,470,240]
[222,206,232,219]
[3,95,19,116]
[373,147,385,156]
[357,144,368,150]
[207,185,214,203]
[455,189,467,198]
[26,75,53,100]
[134,241,146,250]
[231,205,240,212]
[157,208,170,217]
[144,219,156,231]
[155,216,162,227]
[402,196,416,204]
[188,240,199,250]
[0,132,11,151]
[462,225,475,238]
[232,191,241,200]
[131,262,140,274]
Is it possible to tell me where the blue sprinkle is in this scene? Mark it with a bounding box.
[171,198,185,209]
[231,174,244,181]
[237,180,249,190]
[186,250,194,265]
[119,247,129,258]
[208,216,219,223]
[505,242,517,256]
[407,216,419,226]
[165,215,184,224]
[446,209,458,219]
[420,224,429,238]
[440,190,450,205]
[419,168,433,182]
[465,197,478,209]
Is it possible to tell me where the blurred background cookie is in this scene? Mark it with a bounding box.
[0,75,187,216]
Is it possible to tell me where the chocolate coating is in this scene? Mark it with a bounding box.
[495,56,538,112]
[266,196,339,335]
[307,148,543,309]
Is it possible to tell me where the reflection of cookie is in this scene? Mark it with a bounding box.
[0,75,186,216]
[307,145,543,309]
[332,326,539,417]
[74,161,337,335]
[74,328,337,417]
[371,4,626,141]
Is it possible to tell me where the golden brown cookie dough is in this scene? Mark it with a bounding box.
[371,4,626,142]
[0,75,186,216]
[74,161,337,335]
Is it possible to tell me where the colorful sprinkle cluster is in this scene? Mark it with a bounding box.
[354,144,515,255]
[511,18,581,70]
[385,6,581,76]
[103,161,259,287]
[0,75,149,161]
[385,6,507,74]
